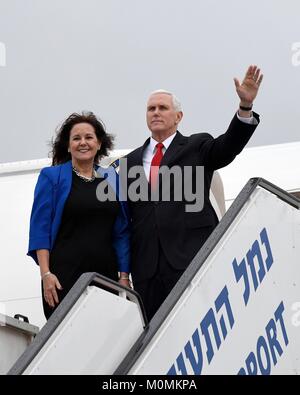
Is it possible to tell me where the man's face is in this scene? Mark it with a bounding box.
[146,93,182,137]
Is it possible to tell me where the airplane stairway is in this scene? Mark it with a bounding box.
[8,178,300,375]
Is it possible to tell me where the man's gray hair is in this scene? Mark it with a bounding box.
[149,89,182,112]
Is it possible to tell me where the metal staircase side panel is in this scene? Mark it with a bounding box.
[24,286,144,375]
[126,188,300,375]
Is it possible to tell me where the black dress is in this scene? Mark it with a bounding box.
[43,172,119,319]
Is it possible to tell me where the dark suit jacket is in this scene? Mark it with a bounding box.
[126,113,260,283]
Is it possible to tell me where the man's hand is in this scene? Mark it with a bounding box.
[234,65,263,107]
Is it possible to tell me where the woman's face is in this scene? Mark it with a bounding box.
[68,122,101,165]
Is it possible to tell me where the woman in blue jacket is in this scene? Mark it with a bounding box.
[28,112,130,319]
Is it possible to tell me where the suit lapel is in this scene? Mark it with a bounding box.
[161,131,188,167]
[139,138,150,165]
[129,138,150,182]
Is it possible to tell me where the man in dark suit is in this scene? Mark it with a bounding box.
[125,65,263,321]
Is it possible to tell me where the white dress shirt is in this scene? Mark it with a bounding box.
[143,133,176,181]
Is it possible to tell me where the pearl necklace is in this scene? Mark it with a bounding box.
[72,166,96,182]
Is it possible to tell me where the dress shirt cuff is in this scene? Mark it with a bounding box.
[236,111,258,125]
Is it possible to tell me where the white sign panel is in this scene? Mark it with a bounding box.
[130,188,300,375]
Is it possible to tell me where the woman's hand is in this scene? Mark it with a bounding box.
[118,278,132,289]
[118,272,132,289]
[42,272,63,308]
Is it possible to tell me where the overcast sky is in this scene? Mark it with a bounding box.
[0,0,299,163]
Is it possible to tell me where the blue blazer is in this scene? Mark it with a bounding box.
[28,161,130,273]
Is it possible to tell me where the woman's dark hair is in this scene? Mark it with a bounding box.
[51,112,114,165]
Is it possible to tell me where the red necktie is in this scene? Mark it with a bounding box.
[149,143,164,189]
